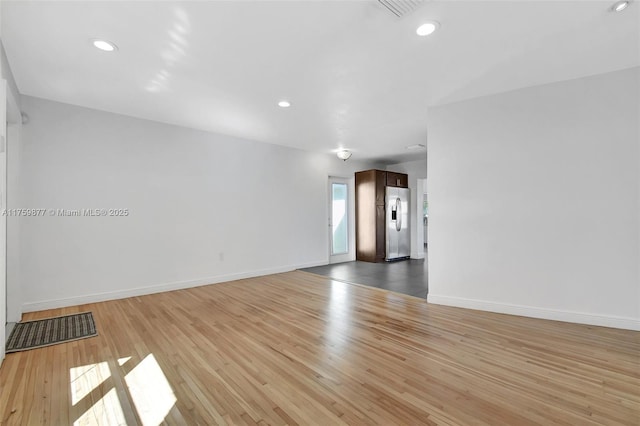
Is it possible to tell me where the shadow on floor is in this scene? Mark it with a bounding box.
[300,258,428,298]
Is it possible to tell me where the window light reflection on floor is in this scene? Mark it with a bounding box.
[327,280,351,351]
[69,354,176,425]
[125,353,177,425]
[74,388,126,426]
[70,362,112,406]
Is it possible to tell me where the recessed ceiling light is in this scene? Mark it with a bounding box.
[92,39,118,52]
[416,21,439,37]
[611,0,630,11]
[278,100,291,108]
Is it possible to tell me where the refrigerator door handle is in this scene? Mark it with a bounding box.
[396,198,401,232]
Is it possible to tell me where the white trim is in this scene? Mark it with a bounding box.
[22,260,327,313]
[427,294,640,331]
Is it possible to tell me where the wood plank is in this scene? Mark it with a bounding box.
[0,271,638,425]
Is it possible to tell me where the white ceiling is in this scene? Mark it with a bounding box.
[2,0,638,163]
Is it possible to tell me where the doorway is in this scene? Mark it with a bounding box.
[417,178,427,255]
[328,176,353,264]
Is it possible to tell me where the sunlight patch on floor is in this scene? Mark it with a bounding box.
[125,353,177,425]
[73,388,126,426]
[70,362,112,405]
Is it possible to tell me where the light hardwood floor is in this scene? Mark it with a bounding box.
[1,271,638,425]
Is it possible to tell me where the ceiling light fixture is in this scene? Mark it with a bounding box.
[611,0,630,11]
[92,39,118,52]
[337,150,352,161]
[278,100,291,108]
[416,21,440,37]
[406,144,426,150]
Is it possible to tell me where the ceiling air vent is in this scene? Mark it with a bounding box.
[377,0,423,18]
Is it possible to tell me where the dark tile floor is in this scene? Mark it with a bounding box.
[300,257,428,298]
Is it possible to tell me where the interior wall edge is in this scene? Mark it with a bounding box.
[0,41,20,116]
[427,294,640,331]
[427,67,639,325]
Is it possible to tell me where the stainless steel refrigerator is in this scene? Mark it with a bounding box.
[385,186,410,261]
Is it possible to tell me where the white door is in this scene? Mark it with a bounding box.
[329,177,351,264]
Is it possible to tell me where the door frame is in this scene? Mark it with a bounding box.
[328,176,355,264]
[416,178,427,258]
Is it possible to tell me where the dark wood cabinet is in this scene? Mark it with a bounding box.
[386,172,408,188]
[355,169,408,262]
[376,170,386,205]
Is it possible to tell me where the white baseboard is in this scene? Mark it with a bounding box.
[22,260,328,313]
[427,294,640,331]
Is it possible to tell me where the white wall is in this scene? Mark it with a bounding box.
[3,42,22,324]
[0,81,5,363]
[387,158,427,259]
[19,96,378,311]
[0,0,4,365]
[427,67,639,330]
[6,118,21,323]
[0,29,22,363]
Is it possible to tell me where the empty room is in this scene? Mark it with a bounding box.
[0,0,638,425]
